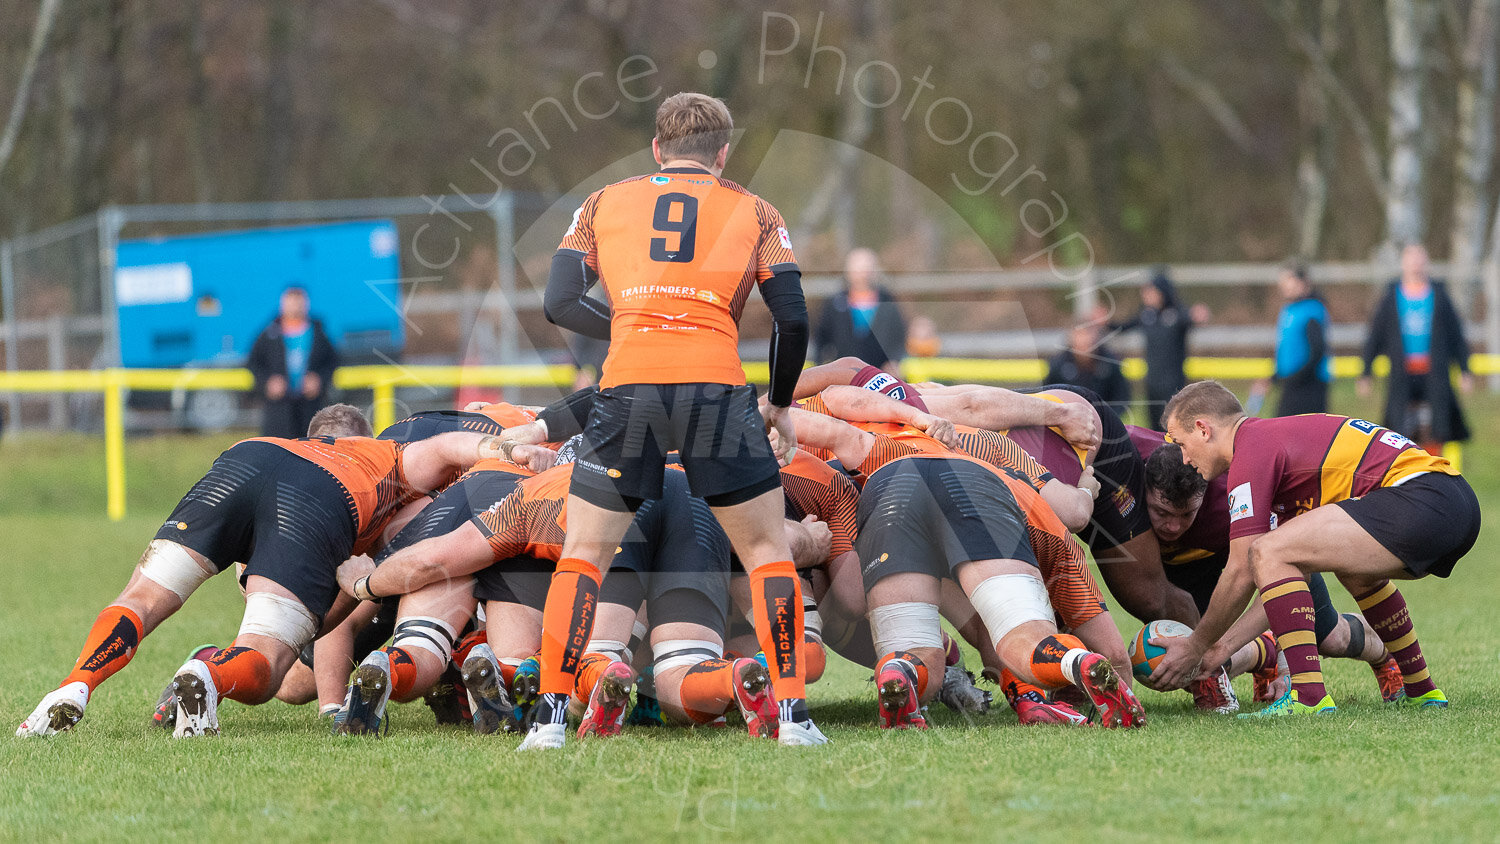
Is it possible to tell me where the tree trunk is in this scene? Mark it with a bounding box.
[0,0,61,184]
[1449,0,1499,317]
[1294,0,1339,257]
[1383,0,1437,251]
[261,0,297,201]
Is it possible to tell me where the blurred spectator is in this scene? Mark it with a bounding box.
[1252,261,1331,415]
[1110,267,1209,429]
[248,286,337,438]
[814,248,907,372]
[906,315,941,358]
[1358,243,1473,453]
[1045,322,1130,418]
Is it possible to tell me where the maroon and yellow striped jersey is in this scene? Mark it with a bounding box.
[1226,415,1459,541]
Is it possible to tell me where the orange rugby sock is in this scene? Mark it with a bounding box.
[538,558,603,696]
[749,561,805,702]
[677,658,737,724]
[63,605,145,692]
[1027,633,1088,689]
[572,652,615,706]
[205,646,273,704]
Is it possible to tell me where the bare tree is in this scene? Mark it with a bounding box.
[1449,0,1499,316]
[1384,0,1438,250]
[0,0,62,185]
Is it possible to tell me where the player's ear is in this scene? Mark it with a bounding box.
[651,137,663,165]
[714,143,729,170]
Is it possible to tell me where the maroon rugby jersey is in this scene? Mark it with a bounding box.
[1225,415,1458,541]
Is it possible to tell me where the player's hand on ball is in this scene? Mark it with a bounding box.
[795,514,833,567]
[1053,402,1101,454]
[337,554,377,599]
[1147,635,1204,691]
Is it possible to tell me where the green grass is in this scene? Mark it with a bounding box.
[2,394,1499,842]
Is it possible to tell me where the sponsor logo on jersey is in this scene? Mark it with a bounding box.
[777,226,793,251]
[564,206,583,237]
[1228,482,1254,522]
[1112,485,1136,518]
[863,373,896,392]
[1348,418,1379,434]
[1268,512,1279,530]
[1379,429,1413,450]
[694,289,721,305]
[650,175,670,185]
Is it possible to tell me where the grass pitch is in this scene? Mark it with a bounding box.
[2,393,1498,842]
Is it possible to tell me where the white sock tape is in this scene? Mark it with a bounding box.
[138,540,213,601]
[393,616,459,663]
[238,592,319,653]
[652,639,722,674]
[968,573,1055,643]
[868,602,943,655]
[803,609,824,642]
[586,638,631,665]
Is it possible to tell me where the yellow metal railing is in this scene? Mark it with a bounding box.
[2,354,1492,520]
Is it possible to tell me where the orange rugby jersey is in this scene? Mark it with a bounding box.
[472,463,574,563]
[778,450,859,562]
[558,168,798,387]
[250,436,428,555]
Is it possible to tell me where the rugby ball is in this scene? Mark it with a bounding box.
[1128,619,1193,681]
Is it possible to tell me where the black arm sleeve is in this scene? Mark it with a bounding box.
[761,270,809,408]
[543,252,612,341]
[536,386,599,440]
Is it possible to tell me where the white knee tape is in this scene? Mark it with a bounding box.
[868,602,943,655]
[238,592,319,653]
[652,639,722,674]
[394,616,459,663]
[586,638,631,665]
[968,574,1055,643]
[138,540,213,601]
[803,609,824,642]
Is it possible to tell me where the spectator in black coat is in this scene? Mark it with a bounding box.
[1110,268,1208,430]
[814,248,907,372]
[1358,243,1473,451]
[247,286,338,438]
[1045,322,1131,419]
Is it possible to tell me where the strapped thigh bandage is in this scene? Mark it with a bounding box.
[238,592,319,653]
[138,540,214,601]
[968,574,1055,643]
[868,601,943,655]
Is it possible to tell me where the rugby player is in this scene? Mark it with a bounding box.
[787,409,1145,729]
[1134,427,1405,706]
[335,457,792,740]
[536,92,821,748]
[17,405,509,737]
[1152,381,1478,716]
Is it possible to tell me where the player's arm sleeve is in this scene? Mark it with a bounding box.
[762,270,809,408]
[543,252,612,341]
[471,490,528,561]
[536,386,599,440]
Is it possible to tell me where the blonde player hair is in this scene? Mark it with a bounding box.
[655,93,733,165]
[1162,380,1244,432]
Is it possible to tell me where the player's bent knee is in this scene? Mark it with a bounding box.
[138,539,214,602]
[238,592,319,655]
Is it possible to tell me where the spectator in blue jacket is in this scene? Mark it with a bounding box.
[1252,261,1331,416]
